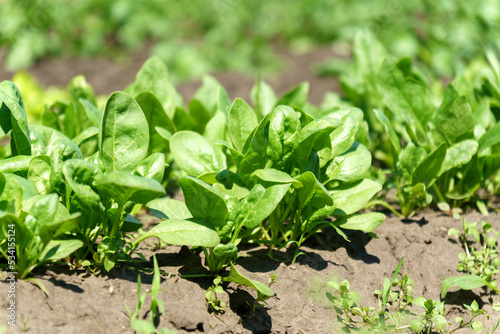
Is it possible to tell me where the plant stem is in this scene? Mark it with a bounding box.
[366,199,405,218]
[110,201,126,241]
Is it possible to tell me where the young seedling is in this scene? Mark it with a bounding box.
[442,218,500,297]
[206,276,227,314]
[326,258,499,333]
[124,256,174,334]
[410,299,499,334]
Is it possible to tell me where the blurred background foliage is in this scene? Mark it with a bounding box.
[1,0,499,81]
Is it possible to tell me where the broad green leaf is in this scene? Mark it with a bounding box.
[194,75,224,116]
[251,78,277,119]
[122,214,143,232]
[134,153,166,184]
[250,169,303,188]
[147,198,192,220]
[78,98,102,128]
[203,111,227,144]
[213,243,238,265]
[439,140,478,176]
[5,174,38,203]
[24,194,77,244]
[412,143,447,185]
[63,159,103,210]
[173,106,197,132]
[39,239,84,262]
[434,85,474,145]
[216,85,231,115]
[0,155,32,177]
[327,143,371,183]
[239,121,271,184]
[28,155,52,194]
[67,75,97,136]
[228,98,258,152]
[170,131,225,178]
[188,99,212,133]
[46,133,83,161]
[223,262,273,298]
[373,109,401,155]
[330,179,382,216]
[295,172,333,210]
[294,117,340,171]
[72,127,99,147]
[378,60,433,145]
[333,212,385,233]
[100,92,149,172]
[142,218,219,247]
[237,183,290,229]
[0,81,31,155]
[330,123,357,159]
[274,82,309,111]
[131,56,179,118]
[94,172,165,205]
[267,105,300,169]
[441,275,490,298]
[29,126,46,156]
[135,91,176,154]
[400,143,426,181]
[179,176,228,228]
[216,139,244,167]
[478,122,500,157]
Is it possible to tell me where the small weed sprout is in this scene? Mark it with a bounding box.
[124,256,174,334]
[448,218,500,285]
[206,276,227,314]
[326,258,500,333]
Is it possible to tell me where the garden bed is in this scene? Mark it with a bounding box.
[2,210,499,333]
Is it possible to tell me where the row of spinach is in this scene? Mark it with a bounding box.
[1,47,500,294]
[0,58,382,298]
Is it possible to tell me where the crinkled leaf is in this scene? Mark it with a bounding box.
[179,176,227,228]
[327,143,371,183]
[133,152,166,184]
[237,183,290,229]
[63,159,102,210]
[439,140,478,176]
[171,131,225,177]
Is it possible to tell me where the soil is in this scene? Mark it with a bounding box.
[1,47,500,333]
[2,211,500,334]
[0,44,340,106]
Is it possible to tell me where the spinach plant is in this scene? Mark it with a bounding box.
[132,176,274,300]
[0,179,82,279]
[0,80,167,272]
[170,96,384,262]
